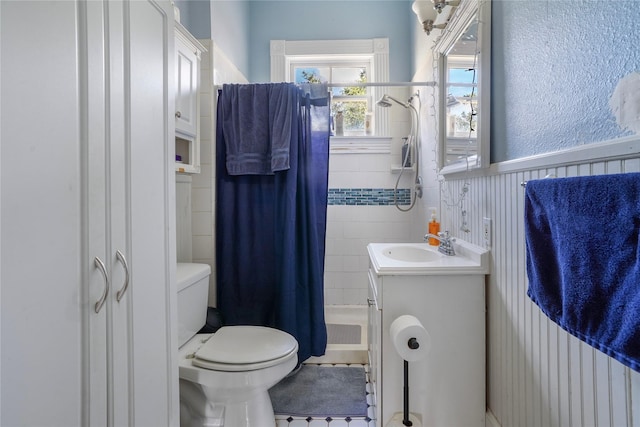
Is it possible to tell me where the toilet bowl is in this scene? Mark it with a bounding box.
[179,327,298,427]
[176,263,298,427]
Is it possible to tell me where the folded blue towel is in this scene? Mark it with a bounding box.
[220,83,298,175]
[298,82,329,106]
[525,173,640,371]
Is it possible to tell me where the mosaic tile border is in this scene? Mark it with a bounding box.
[328,188,410,206]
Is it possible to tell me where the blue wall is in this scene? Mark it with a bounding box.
[174,0,211,38]
[174,1,412,85]
[491,0,640,162]
[248,0,413,83]
[175,0,251,79]
[212,1,251,78]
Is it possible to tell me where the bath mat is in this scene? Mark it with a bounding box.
[269,365,368,417]
[327,323,361,345]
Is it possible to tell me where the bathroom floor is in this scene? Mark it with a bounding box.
[274,363,376,427]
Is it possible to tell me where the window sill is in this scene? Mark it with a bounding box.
[329,136,391,154]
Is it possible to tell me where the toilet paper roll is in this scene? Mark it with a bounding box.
[389,315,431,362]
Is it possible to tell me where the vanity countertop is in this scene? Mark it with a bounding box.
[367,239,490,275]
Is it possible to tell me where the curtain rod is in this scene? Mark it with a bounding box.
[215,81,436,88]
[326,81,436,88]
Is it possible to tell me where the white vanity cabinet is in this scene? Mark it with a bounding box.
[367,243,488,427]
[1,2,177,426]
[175,22,205,173]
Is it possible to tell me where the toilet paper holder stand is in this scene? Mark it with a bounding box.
[401,337,420,427]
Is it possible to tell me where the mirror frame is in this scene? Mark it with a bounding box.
[435,0,491,175]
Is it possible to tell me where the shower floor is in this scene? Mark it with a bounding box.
[306,305,368,365]
[327,323,361,345]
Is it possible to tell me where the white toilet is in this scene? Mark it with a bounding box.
[177,263,298,427]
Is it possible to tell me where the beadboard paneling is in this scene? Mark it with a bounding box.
[444,154,640,427]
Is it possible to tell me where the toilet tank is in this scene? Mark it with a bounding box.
[177,263,211,348]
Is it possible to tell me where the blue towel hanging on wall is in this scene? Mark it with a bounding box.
[525,173,640,372]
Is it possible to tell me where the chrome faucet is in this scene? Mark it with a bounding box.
[423,230,456,256]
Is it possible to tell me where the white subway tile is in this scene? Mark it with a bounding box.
[342,256,362,272]
[191,163,212,189]
[192,235,213,259]
[329,154,358,172]
[200,115,212,141]
[200,93,211,119]
[323,272,342,289]
[191,188,212,212]
[327,205,351,222]
[199,75,212,96]
[343,288,367,305]
[192,211,212,236]
[324,221,344,239]
[324,289,344,305]
[323,255,344,272]
[199,138,213,166]
[328,171,357,188]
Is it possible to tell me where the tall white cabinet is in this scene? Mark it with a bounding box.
[1,1,178,426]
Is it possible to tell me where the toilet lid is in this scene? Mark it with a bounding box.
[193,325,298,368]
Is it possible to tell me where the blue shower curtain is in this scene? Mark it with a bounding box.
[215,83,329,363]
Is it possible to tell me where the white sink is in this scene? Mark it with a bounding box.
[367,240,490,275]
[382,245,442,262]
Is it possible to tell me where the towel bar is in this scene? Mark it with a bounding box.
[521,174,557,188]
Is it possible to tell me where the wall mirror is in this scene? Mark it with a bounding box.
[435,0,491,174]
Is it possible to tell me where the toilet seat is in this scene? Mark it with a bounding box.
[192,326,298,372]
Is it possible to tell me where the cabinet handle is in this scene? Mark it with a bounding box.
[367,298,375,307]
[94,257,109,313]
[115,250,130,302]
[175,111,182,118]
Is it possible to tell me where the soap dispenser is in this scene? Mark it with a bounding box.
[428,208,440,246]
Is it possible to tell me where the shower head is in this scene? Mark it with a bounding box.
[376,94,409,109]
[376,94,394,108]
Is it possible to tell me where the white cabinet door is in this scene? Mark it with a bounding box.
[1,2,89,426]
[103,2,130,426]
[175,30,199,137]
[98,1,177,426]
[126,1,177,425]
[84,1,111,425]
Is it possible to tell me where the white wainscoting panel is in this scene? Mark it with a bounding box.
[443,149,640,427]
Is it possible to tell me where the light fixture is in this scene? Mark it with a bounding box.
[432,0,460,14]
[411,1,446,35]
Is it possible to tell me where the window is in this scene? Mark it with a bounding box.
[291,60,371,136]
[270,39,393,148]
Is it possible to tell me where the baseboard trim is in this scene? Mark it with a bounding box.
[486,409,501,427]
